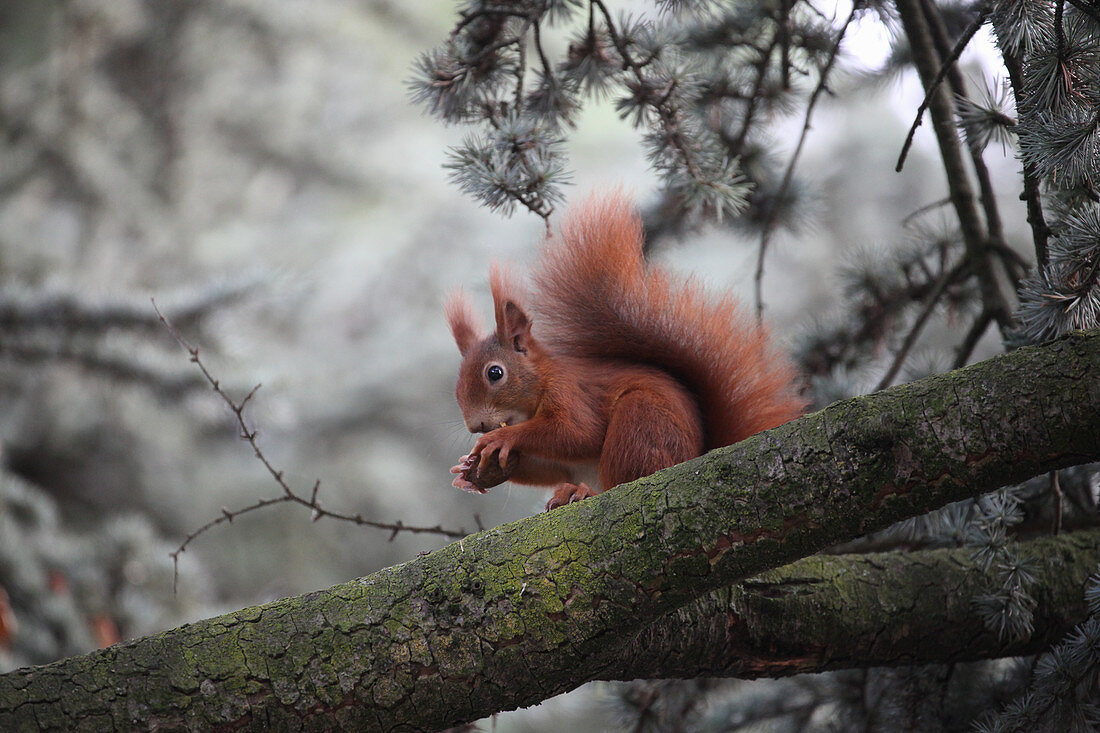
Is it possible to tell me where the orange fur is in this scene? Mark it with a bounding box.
[533,192,805,448]
[447,191,806,509]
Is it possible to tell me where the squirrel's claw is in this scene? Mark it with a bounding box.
[450,454,477,474]
[452,475,489,494]
[545,482,598,511]
[471,430,515,474]
[451,453,491,494]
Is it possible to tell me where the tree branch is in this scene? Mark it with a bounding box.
[896,1,991,172]
[2,331,1099,731]
[894,0,1012,334]
[1001,46,1051,268]
[618,528,1100,679]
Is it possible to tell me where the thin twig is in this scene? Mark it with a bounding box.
[733,36,781,157]
[779,0,792,89]
[152,300,468,592]
[952,308,993,368]
[875,260,965,390]
[895,0,1011,335]
[896,1,991,172]
[1000,47,1050,266]
[531,19,555,82]
[901,196,953,228]
[754,2,859,319]
[919,0,1009,289]
[988,241,1030,288]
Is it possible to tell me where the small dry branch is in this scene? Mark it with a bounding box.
[895,1,991,172]
[152,300,468,591]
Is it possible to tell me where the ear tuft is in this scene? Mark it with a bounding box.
[489,263,531,350]
[503,301,529,354]
[444,289,483,357]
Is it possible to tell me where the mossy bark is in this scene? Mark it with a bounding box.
[0,331,1098,731]
[619,527,1100,679]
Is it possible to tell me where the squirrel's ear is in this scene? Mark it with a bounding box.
[501,301,531,354]
[444,290,482,357]
[490,263,531,354]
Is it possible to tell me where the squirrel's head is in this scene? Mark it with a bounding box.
[445,265,542,434]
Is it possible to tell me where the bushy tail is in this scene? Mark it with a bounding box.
[532,192,805,449]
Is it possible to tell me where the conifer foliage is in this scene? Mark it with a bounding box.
[410,0,837,225]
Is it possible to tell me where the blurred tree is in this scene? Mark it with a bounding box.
[0,0,476,673]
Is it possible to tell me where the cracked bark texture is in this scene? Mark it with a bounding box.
[0,331,1098,731]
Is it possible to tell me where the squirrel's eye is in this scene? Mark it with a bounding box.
[486,364,505,383]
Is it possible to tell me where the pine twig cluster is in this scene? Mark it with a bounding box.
[976,569,1100,732]
[967,486,1039,643]
[993,0,1100,345]
[410,0,839,227]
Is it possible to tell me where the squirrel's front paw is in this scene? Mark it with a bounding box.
[450,454,489,494]
[472,430,517,472]
[451,450,517,493]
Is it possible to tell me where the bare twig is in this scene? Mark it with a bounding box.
[733,36,781,157]
[896,1,991,172]
[152,300,468,592]
[874,260,965,390]
[919,0,1010,290]
[754,2,858,319]
[901,196,953,228]
[952,308,993,368]
[894,0,1011,335]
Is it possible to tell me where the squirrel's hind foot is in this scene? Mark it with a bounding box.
[545,482,598,512]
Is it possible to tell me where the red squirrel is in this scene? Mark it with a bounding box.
[446,192,805,511]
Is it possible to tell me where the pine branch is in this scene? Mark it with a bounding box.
[1001,47,1051,266]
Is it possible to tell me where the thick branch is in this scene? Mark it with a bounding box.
[619,528,1100,679]
[1,331,1098,731]
[894,0,1012,333]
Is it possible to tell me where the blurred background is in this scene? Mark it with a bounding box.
[0,0,1021,729]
